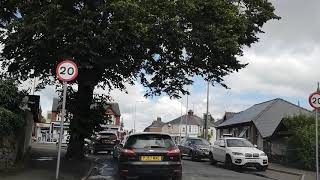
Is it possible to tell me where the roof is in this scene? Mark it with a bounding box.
[105,103,121,116]
[217,98,312,138]
[145,120,165,129]
[52,98,121,116]
[167,114,204,126]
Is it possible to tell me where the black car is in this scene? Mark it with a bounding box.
[92,131,119,154]
[117,133,182,180]
[178,137,210,161]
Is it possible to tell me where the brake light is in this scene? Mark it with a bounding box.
[167,148,180,157]
[121,149,136,157]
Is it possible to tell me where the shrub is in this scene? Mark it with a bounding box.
[283,114,319,170]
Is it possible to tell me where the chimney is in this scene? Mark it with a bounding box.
[156,117,161,122]
[188,110,194,116]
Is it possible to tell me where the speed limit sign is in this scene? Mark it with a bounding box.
[309,92,320,109]
[56,60,78,82]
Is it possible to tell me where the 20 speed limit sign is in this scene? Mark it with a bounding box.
[56,60,78,82]
[309,92,320,109]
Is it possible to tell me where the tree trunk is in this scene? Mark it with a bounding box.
[66,70,96,160]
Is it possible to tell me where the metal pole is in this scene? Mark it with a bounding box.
[185,92,189,137]
[316,108,319,180]
[179,98,183,142]
[32,77,36,95]
[56,81,67,180]
[205,81,210,140]
[317,82,319,180]
[134,103,136,133]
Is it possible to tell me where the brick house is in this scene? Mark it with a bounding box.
[144,117,165,132]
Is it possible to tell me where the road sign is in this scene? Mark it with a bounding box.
[56,60,78,82]
[55,60,77,179]
[309,92,320,109]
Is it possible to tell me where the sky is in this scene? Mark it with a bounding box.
[16,0,320,131]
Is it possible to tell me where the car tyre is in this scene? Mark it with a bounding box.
[256,165,268,171]
[209,152,217,165]
[172,175,182,180]
[190,151,196,161]
[225,155,235,170]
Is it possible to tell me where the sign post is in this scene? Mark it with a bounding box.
[55,60,78,180]
[309,83,320,180]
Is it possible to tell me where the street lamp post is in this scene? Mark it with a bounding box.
[134,100,144,132]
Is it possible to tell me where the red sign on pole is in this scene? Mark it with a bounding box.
[309,92,320,109]
[56,60,78,82]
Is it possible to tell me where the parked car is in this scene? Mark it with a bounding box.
[117,132,182,180]
[113,135,128,159]
[92,131,119,154]
[178,137,210,161]
[210,137,268,171]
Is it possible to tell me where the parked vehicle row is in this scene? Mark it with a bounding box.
[92,132,268,180]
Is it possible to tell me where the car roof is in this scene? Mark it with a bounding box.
[220,137,246,140]
[131,132,170,136]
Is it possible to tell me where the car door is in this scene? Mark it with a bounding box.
[214,139,227,162]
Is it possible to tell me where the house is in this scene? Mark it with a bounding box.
[160,110,216,143]
[144,117,165,132]
[216,98,312,158]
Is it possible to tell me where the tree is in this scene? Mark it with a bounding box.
[0,0,279,159]
[283,114,319,170]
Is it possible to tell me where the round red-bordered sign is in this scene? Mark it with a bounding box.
[309,92,320,109]
[56,60,78,82]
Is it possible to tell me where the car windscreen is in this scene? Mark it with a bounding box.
[125,134,175,149]
[226,139,254,147]
[189,139,210,146]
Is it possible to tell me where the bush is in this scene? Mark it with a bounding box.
[0,107,24,136]
[283,114,319,170]
[0,79,25,136]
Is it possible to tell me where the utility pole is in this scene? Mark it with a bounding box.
[317,82,319,180]
[185,91,189,138]
[204,81,210,140]
[179,98,183,143]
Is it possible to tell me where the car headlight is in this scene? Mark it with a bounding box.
[232,152,244,156]
[260,153,266,156]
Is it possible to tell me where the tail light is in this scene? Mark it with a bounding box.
[121,148,136,157]
[167,148,180,157]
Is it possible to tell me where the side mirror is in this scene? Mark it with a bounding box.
[254,144,258,148]
[115,140,120,144]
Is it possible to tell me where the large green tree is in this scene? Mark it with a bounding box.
[0,0,279,159]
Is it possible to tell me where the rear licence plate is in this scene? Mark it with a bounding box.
[140,156,162,161]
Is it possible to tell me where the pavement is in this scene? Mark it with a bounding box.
[267,163,316,180]
[86,154,306,180]
[1,143,91,180]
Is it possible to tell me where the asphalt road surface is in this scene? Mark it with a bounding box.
[87,154,276,180]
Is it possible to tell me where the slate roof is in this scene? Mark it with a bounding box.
[217,98,312,138]
[105,103,121,116]
[52,98,121,116]
[167,114,203,126]
[145,120,165,129]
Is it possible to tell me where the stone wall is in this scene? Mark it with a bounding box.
[0,111,34,170]
[0,136,18,169]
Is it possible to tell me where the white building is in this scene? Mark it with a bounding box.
[161,110,217,144]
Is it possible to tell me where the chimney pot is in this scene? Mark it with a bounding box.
[188,110,194,116]
[157,117,161,122]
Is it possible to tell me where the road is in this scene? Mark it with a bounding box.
[87,154,297,180]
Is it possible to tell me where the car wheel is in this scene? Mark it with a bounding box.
[190,151,196,161]
[209,152,217,165]
[256,165,268,171]
[225,155,234,170]
[172,175,182,180]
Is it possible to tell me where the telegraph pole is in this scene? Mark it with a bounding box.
[204,81,210,140]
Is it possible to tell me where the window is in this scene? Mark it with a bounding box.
[189,125,191,132]
[125,134,174,149]
[182,127,185,132]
